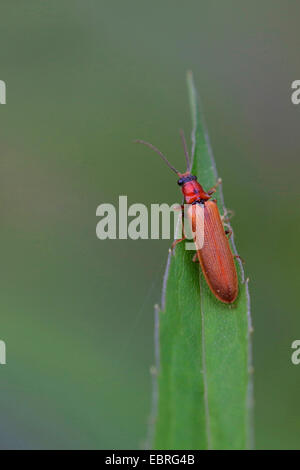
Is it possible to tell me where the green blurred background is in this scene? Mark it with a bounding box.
[0,1,299,449]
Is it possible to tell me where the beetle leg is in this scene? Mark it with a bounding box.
[207,177,222,195]
[234,254,245,264]
[171,236,186,252]
[192,253,199,263]
[225,228,232,238]
[221,208,235,222]
[223,221,231,230]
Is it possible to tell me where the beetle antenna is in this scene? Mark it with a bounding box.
[134,139,179,174]
[179,129,191,172]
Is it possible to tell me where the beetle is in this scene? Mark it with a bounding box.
[134,130,238,304]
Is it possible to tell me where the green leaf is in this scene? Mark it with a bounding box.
[152,72,253,450]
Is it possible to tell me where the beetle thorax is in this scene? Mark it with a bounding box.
[178,173,210,204]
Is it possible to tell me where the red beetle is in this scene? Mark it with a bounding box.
[135,131,238,304]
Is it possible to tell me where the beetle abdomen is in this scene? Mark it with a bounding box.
[188,200,238,304]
